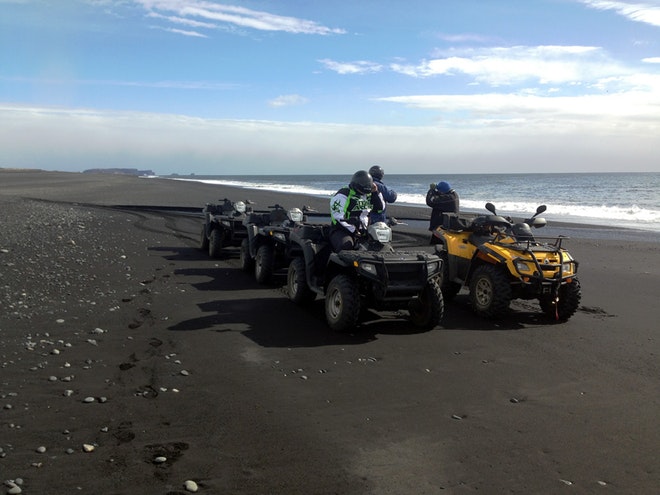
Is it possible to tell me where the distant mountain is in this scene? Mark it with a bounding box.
[83,168,155,176]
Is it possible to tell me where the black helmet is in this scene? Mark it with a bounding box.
[368,165,384,181]
[350,170,374,194]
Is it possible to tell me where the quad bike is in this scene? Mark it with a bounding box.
[431,203,581,321]
[200,198,253,258]
[286,221,444,333]
[240,204,313,284]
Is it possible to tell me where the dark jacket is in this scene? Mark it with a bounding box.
[369,179,397,224]
[426,188,459,230]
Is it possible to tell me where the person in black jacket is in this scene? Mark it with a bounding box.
[426,181,459,230]
[330,170,384,252]
[367,165,397,224]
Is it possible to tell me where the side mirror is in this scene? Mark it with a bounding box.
[485,202,496,215]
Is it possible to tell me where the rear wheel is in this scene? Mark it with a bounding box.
[287,258,316,305]
[208,228,223,258]
[409,277,445,329]
[469,264,511,318]
[240,239,254,272]
[325,274,360,333]
[255,244,275,284]
[540,279,581,321]
[199,225,209,251]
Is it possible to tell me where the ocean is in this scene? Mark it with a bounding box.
[164,172,660,235]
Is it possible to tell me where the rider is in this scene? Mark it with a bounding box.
[330,170,384,252]
[368,165,397,224]
[426,180,459,230]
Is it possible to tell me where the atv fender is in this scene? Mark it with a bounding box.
[245,224,260,257]
[465,248,505,285]
[298,239,330,293]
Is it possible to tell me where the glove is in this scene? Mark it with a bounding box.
[344,224,356,234]
[430,183,436,190]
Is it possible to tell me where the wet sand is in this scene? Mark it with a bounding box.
[1,170,658,494]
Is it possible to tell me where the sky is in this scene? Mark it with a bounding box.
[1,0,660,175]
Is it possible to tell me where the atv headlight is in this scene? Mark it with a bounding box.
[562,262,573,275]
[515,260,532,273]
[360,262,378,276]
[235,201,246,213]
[273,232,286,242]
[287,208,303,222]
[368,223,392,243]
[427,260,440,275]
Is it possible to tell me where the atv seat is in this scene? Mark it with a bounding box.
[269,209,288,225]
[442,213,469,231]
[297,224,329,242]
[245,212,270,225]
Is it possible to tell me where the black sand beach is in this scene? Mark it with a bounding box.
[1,171,658,494]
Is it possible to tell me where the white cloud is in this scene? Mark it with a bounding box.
[162,27,207,38]
[642,56,660,62]
[0,75,238,90]
[268,94,309,108]
[319,59,384,75]
[135,0,346,35]
[375,90,660,124]
[1,104,658,174]
[390,45,625,86]
[578,0,660,27]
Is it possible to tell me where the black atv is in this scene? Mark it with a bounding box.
[240,204,313,284]
[286,221,445,333]
[200,198,252,258]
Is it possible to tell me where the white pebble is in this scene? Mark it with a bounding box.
[82,444,95,453]
[6,484,22,494]
[36,446,47,453]
[56,319,65,324]
[180,370,190,376]
[51,349,61,355]
[63,390,74,397]
[83,396,95,403]
[184,480,199,492]
[154,456,167,464]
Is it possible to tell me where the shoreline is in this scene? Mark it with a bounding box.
[3,170,657,243]
[159,175,660,242]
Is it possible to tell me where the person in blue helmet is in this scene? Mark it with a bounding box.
[426,180,459,230]
[367,165,397,224]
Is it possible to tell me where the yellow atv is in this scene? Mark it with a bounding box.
[431,203,581,321]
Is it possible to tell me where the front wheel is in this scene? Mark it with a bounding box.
[208,228,223,258]
[409,277,445,329]
[255,244,275,284]
[540,279,581,321]
[325,274,360,333]
[469,264,511,318]
[287,257,316,305]
[240,239,254,272]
